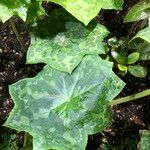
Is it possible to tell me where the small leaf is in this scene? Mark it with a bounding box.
[139,42,150,60]
[48,0,123,25]
[27,9,109,73]
[138,130,150,150]
[131,26,150,43]
[124,0,150,22]
[128,65,147,78]
[4,55,125,150]
[118,64,127,72]
[111,50,127,64]
[127,52,139,64]
[107,37,118,47]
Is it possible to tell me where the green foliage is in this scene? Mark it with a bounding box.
[27,10,109,73]
[0,0,31,22]
[107,37,118,47]
[127,52,140,64]
[49,0,123,25]
[128,41,150,61]
[0,134,18,150]
[111,49,127,65]
[128,65,147,78]
[131,26,150,43]
[4,0,150,149]
[108,37,148,78]
[118,64,127,72]
[124,0,150,62]
[138,130,150,150]
[0,0,123,24]
[1,0,149,148]
[4,55,125,150]
[139,42,150,60]
[26,0,46,24]
[0,0,46,23]
[124,0,150,22]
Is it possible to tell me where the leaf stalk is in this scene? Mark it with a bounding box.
[9,18,26,53]
[110,89,150,106]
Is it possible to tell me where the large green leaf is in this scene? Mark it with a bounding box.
[4,55,125,150]
[0,0,30,22]
[27,9,109,73]
[124,0,150,22]
[131,27,150,43]
[0,0,45,22]
[48,0,123,25]
[138,130,150,150]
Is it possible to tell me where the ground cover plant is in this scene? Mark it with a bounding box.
[0,0,150,150]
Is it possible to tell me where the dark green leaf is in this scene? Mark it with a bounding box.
[111,49,127,64]
[107,37,118,47]
[124,0,150,22]
[26,0,46,24]
[131,27,150,43]
[4,55,125,150]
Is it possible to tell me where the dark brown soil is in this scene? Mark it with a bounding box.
[0,1,150,149]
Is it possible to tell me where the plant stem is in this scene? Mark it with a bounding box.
[23,132,33,149]
[110,89,150,106]
[23,132,28,148]
[149,15,150,26]
[9,18,26,53]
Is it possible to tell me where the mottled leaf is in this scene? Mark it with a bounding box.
[128,65,147,78]
[0,0,45,23]
[48,0,123,25]
[27,9,109,73]
[139,42,150,60]
[0,0,30,22]
[4,55,125,150]
[131,27,150,43]
[127,52,139,64]
[124,0,150,22]
[138,130,150,150]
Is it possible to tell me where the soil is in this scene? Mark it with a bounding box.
[0,0,150,150]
